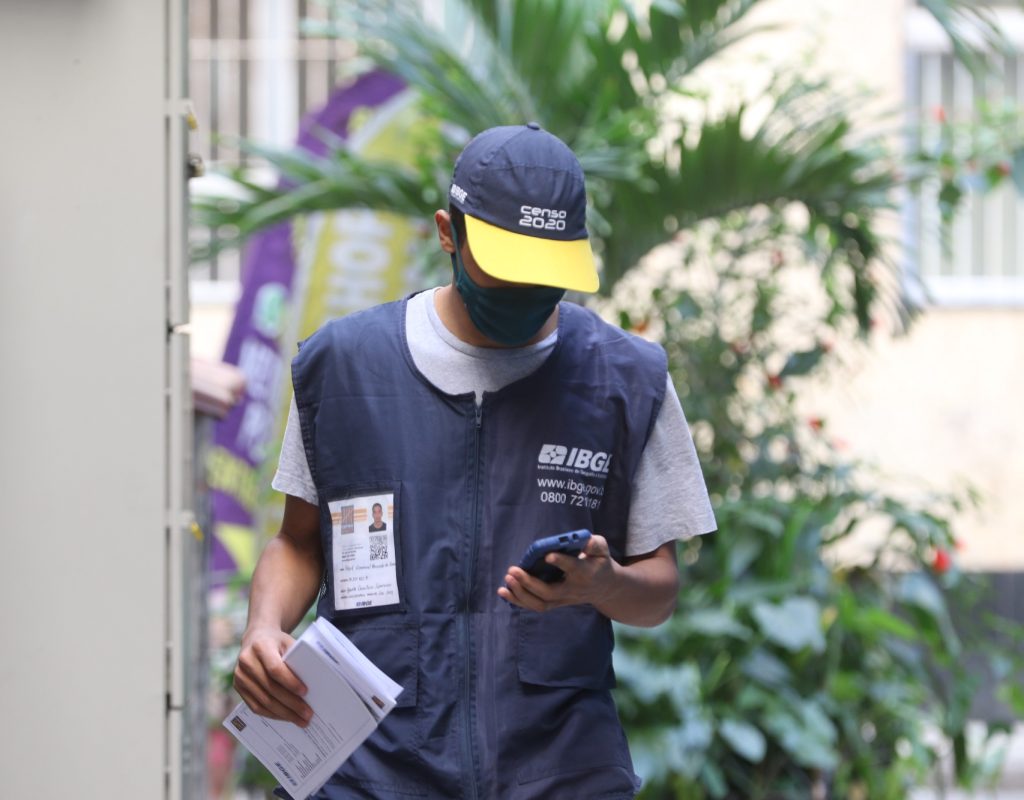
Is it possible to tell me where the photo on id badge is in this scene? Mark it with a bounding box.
[329,491,401,614]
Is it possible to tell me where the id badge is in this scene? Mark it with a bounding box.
[328,491,401,613]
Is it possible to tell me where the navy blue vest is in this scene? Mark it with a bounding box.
[291,298,667,800]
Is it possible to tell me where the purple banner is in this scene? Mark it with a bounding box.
[206,72,406,581]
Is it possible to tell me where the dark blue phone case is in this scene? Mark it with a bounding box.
[518,529,592,583]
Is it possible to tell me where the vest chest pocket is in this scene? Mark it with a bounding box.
[515,604,615,689]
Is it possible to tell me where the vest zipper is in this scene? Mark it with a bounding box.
[459,403,483,800]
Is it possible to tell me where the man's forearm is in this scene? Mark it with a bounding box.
[591,552,679,627]
[245,534,323,636]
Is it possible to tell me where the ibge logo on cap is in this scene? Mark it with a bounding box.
[450,183,468,204]
[519,205,567,232]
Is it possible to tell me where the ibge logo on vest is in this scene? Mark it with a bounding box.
[538,443,612,473]
[535,443,609,511]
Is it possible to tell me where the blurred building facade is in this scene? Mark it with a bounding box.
[754,1,1024,572]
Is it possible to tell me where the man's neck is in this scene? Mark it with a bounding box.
[433,284,558,349]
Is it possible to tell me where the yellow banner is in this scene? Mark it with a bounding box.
[257,91,431,542]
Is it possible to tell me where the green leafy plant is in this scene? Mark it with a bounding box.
[910,99,1024,223]
[604,213,1024,799]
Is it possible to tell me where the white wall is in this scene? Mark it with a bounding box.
[0,1,170,796]
[813,311,1024,570]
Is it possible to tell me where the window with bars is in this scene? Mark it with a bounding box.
[188,0,356,283]
[905,6,1024,306]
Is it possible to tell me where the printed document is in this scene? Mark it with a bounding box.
[223,618,403,800]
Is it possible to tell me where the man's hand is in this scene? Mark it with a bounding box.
[233,494,323,726]
[497,536,680,627]
[498,534,618,613]
[233,627,313,727]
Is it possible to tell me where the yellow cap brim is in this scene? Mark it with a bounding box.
[464,214,600,293]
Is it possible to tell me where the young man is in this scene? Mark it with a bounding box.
[368,502,387,532]
[233,123,716,799]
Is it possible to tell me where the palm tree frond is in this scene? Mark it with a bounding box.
[192,142,439,262]
[597,80,896,325]
[192,0,1012,327]
[917,0,1014,77]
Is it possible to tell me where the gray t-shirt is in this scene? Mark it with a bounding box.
[273,289,716,556]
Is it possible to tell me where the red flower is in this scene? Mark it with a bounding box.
[631,318,649,334]
[932,548,952,574]
[767,373,783,390]
[933,106,947,123]
[808,417,824,432]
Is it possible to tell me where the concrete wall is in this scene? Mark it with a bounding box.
[0,1,170,796]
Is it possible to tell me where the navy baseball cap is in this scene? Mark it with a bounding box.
[448,123,599,293]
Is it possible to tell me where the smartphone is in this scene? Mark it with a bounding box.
[517,529,592,583]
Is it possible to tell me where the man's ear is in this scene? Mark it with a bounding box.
[435,209,456,255]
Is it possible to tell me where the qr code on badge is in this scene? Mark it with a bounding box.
[369,535,389,561]
[338,505,354,534]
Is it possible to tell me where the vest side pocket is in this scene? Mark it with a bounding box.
[516,605,615,689]
[511,607,637,793]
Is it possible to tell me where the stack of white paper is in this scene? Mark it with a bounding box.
[223,618,403,800]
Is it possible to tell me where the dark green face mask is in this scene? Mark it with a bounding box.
[450,225,565,347]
